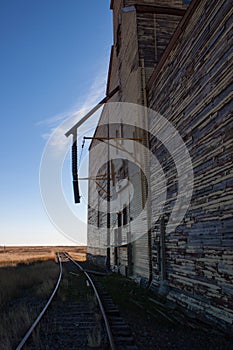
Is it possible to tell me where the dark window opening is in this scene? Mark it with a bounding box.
[123,206,128,225]
[116,129,119,154]
[97,211,103,228]
[97,210,100,228]
[114,246,118,265]
[141,170,146,208]
[118,212,122,227]
[117,212,122,245]
[120,121,124,143]
[118,159,128,179]
[111,160,116,186]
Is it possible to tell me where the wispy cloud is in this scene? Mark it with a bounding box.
[38,70,106,132]
[37,112,72,127]
[36,69,107,154]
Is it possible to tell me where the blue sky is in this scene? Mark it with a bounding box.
[0,0,112,246]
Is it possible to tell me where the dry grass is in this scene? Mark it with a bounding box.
[0,245,87,266]
[0,246,56,266]
[1,304,33,350]
[61,246,87,262]
[66,251,86,262]
[0,246,86,349]
[0,260,57,305]
[0,260,59,349]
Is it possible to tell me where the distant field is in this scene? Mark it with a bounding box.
[0,246,86,348]
[0,246,87,266]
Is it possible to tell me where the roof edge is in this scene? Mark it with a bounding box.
[110,0,114,10]
[106,46,114,96]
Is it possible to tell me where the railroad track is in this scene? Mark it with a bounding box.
[16,252,137,350]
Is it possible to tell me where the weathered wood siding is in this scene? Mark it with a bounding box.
[87,107,150,280]
[148,0,233,330]
[137,11,184,82]
[88,0,189,282]
[117,8,142,104]
[88,3,152,279]
[87,116,109,261]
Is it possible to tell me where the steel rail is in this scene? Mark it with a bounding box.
[16,254,63,350]
[64,252,116,350]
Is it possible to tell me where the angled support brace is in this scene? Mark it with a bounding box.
[65,86,119,204]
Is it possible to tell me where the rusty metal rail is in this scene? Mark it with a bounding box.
[15,252,116,350]
[64,252,116,350]
[15,254,62,350]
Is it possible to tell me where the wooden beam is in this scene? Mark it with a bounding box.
[135,4,186,16]
[65,86,120,137]
[84,137,143,141]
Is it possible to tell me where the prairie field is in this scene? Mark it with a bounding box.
[0,245,87,266]
[0,246,86,349]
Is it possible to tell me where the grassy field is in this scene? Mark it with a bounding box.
[0,245,86,266]
[0,260,59,349]
[0,246,86,349]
